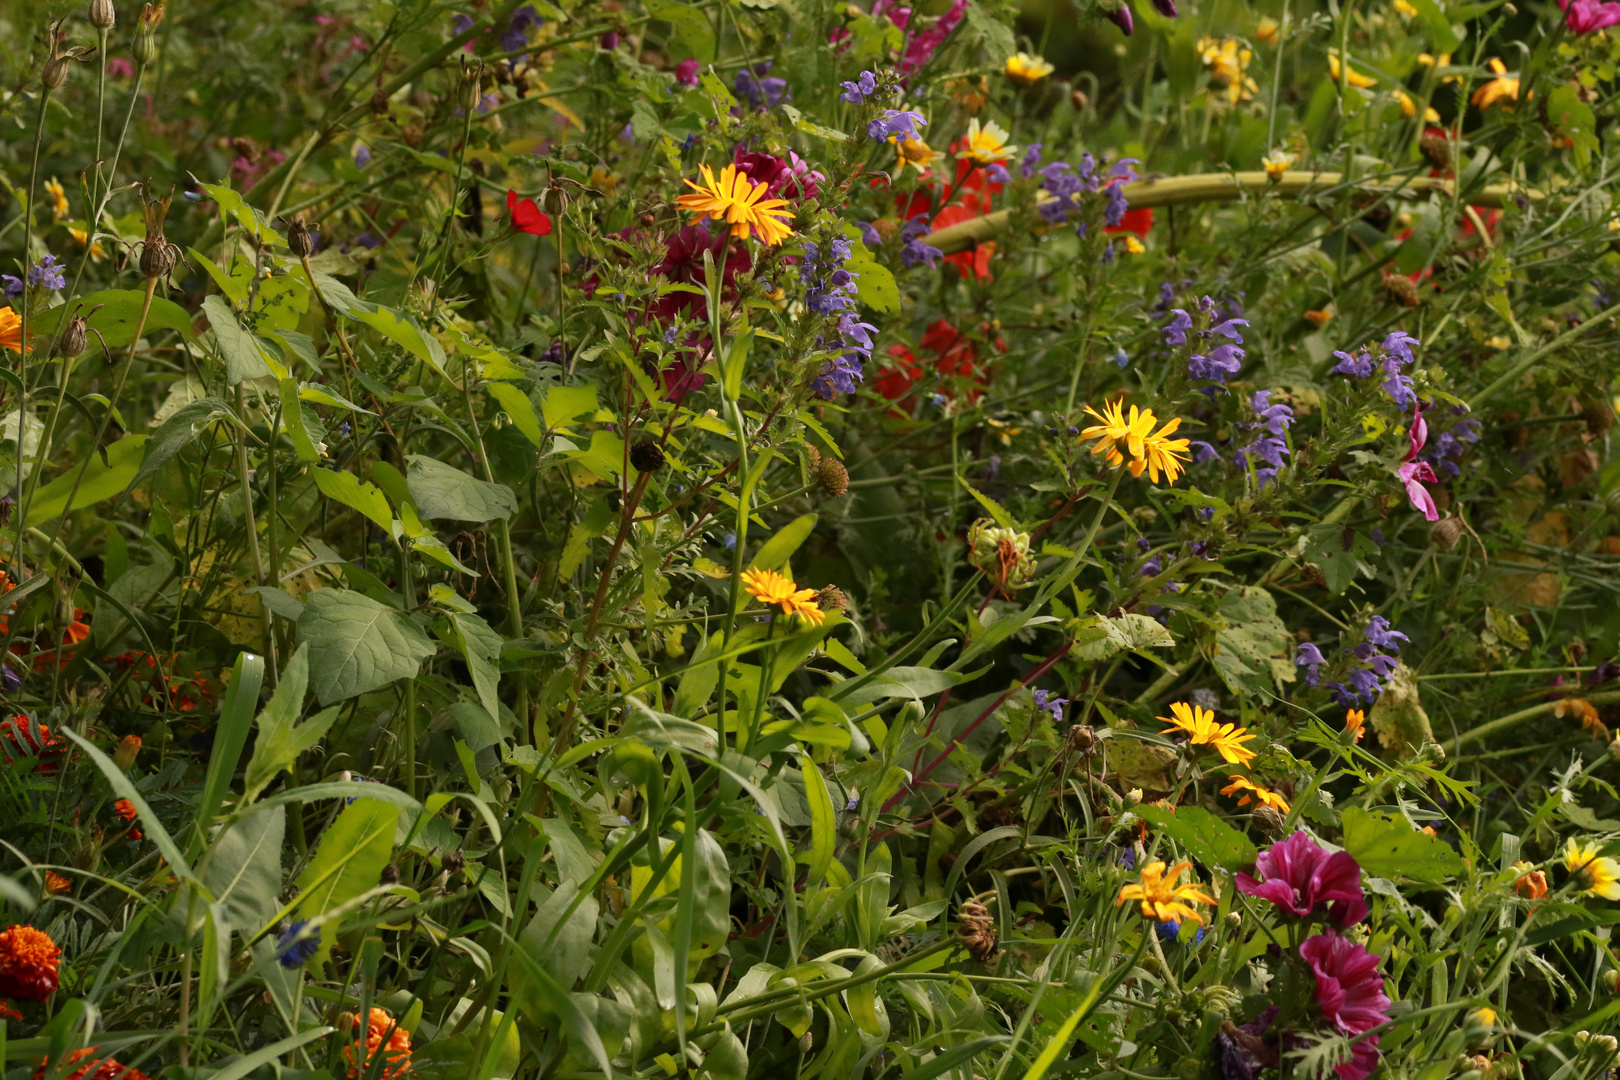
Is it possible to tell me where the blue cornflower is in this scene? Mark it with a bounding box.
[277,921,320,968]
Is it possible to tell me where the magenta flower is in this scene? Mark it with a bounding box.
[1235,831,1368,928]
[1300,932,1391,1080]
[674,59,701,87]
[1560,0,1620,32]
[899,0,967,72]
[1398,403,1439,522]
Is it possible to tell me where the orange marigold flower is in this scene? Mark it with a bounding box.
[343,1007,412,1080]
[113,799,143,841]
[1555,697,1608,740]
[44,872,70,894]
[0,1001,21,1022]
[0,717,67,773]
[740,568,826,626]
[1116,859,1216,925]
[1512,861,1548,900]
[0,307,30,355]
[113,735,142,772]
[1344,708,1366,742]
[675,164,794,245]
[1220,775,1290,813]
[0,925,61,1001]
[32,1048,152,1080]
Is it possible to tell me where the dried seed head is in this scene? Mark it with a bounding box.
[370,89,391,115]
[1419,129,1452,171]
[440,849,465,875]
[957,899,1001,963]
[285,215,316,259]
[543,185,568,216]
[1381,269,1422,307]
[460,57,484,113]
[816,585,847,612]
[140,240,176,280]
[805,445,821,470]
[379,863,400,886]
[629,438,665,473]
[818,457,849,497]
[1252,805,1287,835]
[1429,516,1463,551]
[56,316,88,360]
[88,0,117,31]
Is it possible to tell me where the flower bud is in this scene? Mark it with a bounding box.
[1430,516,1462,551]
[440,849,465,876]
[1123,788,1143,807]
[818,457,849,497]
[133,3,163,65]
[1252,806,1287,835]
[89,0,117,30]
[460,58,484,113]
[285,215,316,259]
[1070,88,1089,111]
[56,316,88,360]
[542,185,567,216]
[112,733,141,771]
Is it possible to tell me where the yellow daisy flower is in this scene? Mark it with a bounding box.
[891,134,943,174]
[957,117,1017,164]
[1079,399,1191,485]
[1004,51,1055,86]
[1471,59,1523,111]
[1220,775,1290,812]
[69,226,106,262]
[740,568,825,626]
[1117,860,1216,924]
[1563,840,1620,900]
[675,163,795,246]
[1262,149,1296,180]
[1255,16,1279,44]
[1394,90,1440,121]
[44,177,68,220]
[1327,52,1378,89]
[1158,700,1258,766]
[1201,37,1258,103]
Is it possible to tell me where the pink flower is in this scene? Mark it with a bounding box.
[675,59,701,86]
[1560,0,1620,32]
[1300,932,1391,1079]
[900,0,967,72]
[107,57,134,79]
[1399,402,1439,522]
[1235,831,1368,928]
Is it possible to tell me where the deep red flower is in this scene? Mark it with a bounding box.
[0,717,66,774]
[1106,206,1154,238]
[874,344,925,408]
[33,1048,152,1080]
[0,925,61,1002]
[929,205,993,281]
[506,189,552,236]
[1235,831,1367,927]
[1300,932,1391,1080]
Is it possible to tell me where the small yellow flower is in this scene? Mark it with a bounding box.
[740,568,825,626]
[1563,839,1620,900]
[1393,0,1418,15]
[1117,860,1216,924]
[1394,90,1441,121]
[1472,58,1523,111]
[1121,235,1145,255]
[68,226,106,262]
[1158,701,1257,766]
[957,117,1016,164]
[1486,335,1511,350]
[44,178,68,221]
[1468,1007,1497,1028]
[1305,306,1336,327]
[1345,708,1366,742]
[1262,149,1296,180]
[1328,53,1378,89]
[590,166,618,198]
[1004,51,1055,86]
[675,163,795,246]
[891,134,942,174]
[1079,399,1191,485]
[1200,37,1258,103]
[1220,775,1290,812]
[1255,16,1279,44]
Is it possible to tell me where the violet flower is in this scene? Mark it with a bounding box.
[1235,831,1368,928]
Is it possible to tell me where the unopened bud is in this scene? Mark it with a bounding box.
[542,186,567,216]
[42,56,73,91]
[370,89,390,114]
[285,215,316,258]
[1430,517,1462,551]
[1070,88,1089,111]
[460,58,483,113]
[1123,788,1143,807]
[113,733,142,771]
[818,457,849,496]
[56,316,88,360]
[440,849,465,875]
[133,3,162,65]
[1252,806,1287,835]
[89,0,117,31]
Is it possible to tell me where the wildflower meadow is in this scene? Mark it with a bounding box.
[5,0,1620,1077]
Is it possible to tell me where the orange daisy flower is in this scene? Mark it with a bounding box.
[343,1007,412,1080]
[0,925,61,1001]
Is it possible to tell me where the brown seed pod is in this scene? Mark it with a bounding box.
[816,585,847,612]
[1430,517,1463,551]
[1252,806,1287,835]
[818,457,849,497]
[56,316,88,359]
[629,438,665,473]
[285,215,317,259]
[89,0,117,31]
[957,899,1001,963]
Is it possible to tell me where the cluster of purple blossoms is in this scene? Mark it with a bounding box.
[1163,295,1248,387]
[6,254,65,297]
[1420,412,1482,477]
[899,214,942,268]
[801,231,875,400]
[867,108,926,141]
[735,62,788,108]
[500,5,542,52]
[1332,330,1421,409]
[1233,390,1294,487]
[1036,153,1137,229]
[840,69,880,104]
[1296,615,1408,707]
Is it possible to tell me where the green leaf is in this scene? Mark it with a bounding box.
[198,180,284,246]
[311,467,395,535]
[1212,586,1296,697]
[25,435,147,525]
[748,513,817,571]
[241,644,341,801]
[131,397,237,490]
[486,381,543,446]
[292,799,400,964]
[1404,0,1461,49]
[203,294,274,383]
[514,880,599,995]
[800,754,837,886]
[1134,803,1257,872]
[192,652,264,849]
[32,289,195,363]
[959,475,1017,529]
[1341,806,1463,883]
[448,611,503,725]
[1548,84,1598,169]
[201,1028,334,1080]
[541,383,599,429]
[344,302,448,378]
[200,805,285,936]
[406,454,517,522]
[278,378,320,462]
[1304,523,1379,595]
[844,225,899,314]
[297,589,437,705]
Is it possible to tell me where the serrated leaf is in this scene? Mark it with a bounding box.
[406,454,517,522]
[1341,806,1462,883]
[296,589,437,705]
[131,397,237,490]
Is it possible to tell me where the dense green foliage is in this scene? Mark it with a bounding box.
[4,1,1620,1079]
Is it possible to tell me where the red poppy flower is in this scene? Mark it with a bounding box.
[929,205,995,281]
[1106,206,1154,238]
[874,344,924,406]
[506,190,552,236]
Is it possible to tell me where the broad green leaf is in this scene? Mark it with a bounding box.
[198,181,284,246]
[32,289,195,362]
[406,454,517,522]
[800,754,837,886]
[344,302,448,378]
[486,381,542,446]
[293,799,399,964]
[241,644,342,801]
[193,652,265,849]
[203,294,274,384]
[448,611,503,725]
[541,383,598,428]
[1341,806,1463,883]
[844,225,899,314]
[1367,663,1435,758]
[1134,803,1257,873]
[503,938,616,1077]
[130,397,237,490]
[279,378,320,462]
[189,247,251,306]
[1212,586,1296,697]
[311,467,395,534]
[297,588,437,705]
[26,434,147,525]
[513,880,599,994]
[201,805,284,935]
[748,513,817,571]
